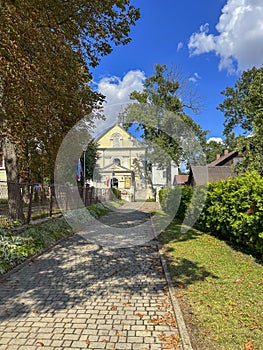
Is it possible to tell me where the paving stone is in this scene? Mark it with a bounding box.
[50,339,64,347]
[1,346,19,350]
[6,339,26,346]
[0,203,183,350]
[63,333,80,341]
[0,339,10,345]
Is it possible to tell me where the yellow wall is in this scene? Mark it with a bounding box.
[97,124,146,172]
[0,169,6,182]
[96,124,147,193]
[97,124,142,149]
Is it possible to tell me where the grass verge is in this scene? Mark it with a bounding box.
[159,219,263,350]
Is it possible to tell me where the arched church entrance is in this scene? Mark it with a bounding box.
[112,177,119,188]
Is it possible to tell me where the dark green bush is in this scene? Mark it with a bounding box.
[184,186,207,227]
[158,187,165,204]
[160,172,263,257]
[111,187,121,200]
[159,186,193,219]
[197,171,263,256]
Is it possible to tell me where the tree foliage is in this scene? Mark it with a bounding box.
[197,172,263,257]
[218,65,263,174]
[121,64,207,171]
[80,139,100,183]
[0,0,140,220]
[204,140,225,164]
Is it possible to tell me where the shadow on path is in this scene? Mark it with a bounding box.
[0,202,218,324]
[0,236,163,320]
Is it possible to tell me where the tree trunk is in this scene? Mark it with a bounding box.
[2,137,25,222]
[26,184,33,224]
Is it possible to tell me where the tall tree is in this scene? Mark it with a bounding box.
[218,65,263,174]
[204,134,239,164]
[0,0,140,221]
[204,140,224,164]
[121,64,207,183]
[80,139,100,184]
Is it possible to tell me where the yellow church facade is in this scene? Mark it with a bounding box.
[95,124,149,201]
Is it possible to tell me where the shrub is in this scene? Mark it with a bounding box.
[0,230,32,274]
[0,218,72,275]
[111,187,121,200]
[184,185,207,227]
[159,186,193,219]
[158,187,165,204]
[197,171,263,256]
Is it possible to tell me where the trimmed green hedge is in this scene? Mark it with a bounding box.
[159,172,263,257]
[159,186,193,219]
[197,171,263,256]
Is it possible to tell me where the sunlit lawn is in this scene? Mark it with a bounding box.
[159,220,263,350]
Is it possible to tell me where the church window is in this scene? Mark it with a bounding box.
[111,133,122,147]
[113,158,121,166]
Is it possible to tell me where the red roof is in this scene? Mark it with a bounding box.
[174,174,189,185]
[208,149,238,167]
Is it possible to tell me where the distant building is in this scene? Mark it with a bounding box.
[151,161,178,201]
[208,149,241,167]
[173,174,189,186]
[188,149,240,186]
[95,124,151,201]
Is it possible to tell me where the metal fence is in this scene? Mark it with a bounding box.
[0,181,57,222]
[55,185,113,211]
[0,181,113,224]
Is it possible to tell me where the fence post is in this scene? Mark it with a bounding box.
[26,184,34,224]
[66,186,69,211]
[86,187,90,206]
[90,186,94,205]
[49,185,54,217]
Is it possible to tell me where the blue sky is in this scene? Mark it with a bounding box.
[92,0,263,141]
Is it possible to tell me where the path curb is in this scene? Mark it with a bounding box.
[158,245,193,350]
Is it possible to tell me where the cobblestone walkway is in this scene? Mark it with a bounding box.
[0,203,183,350]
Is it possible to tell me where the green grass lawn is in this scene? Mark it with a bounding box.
[159,220,263,350]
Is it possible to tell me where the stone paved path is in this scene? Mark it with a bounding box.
[78,202,160,249]
[0,202,183,350]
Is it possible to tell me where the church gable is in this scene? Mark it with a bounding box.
[101,162,132,173]
[97,124,144,149]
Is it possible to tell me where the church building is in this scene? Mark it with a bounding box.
[95,124,150,201]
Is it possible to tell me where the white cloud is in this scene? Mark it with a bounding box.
[98,70,145,105]
[93,70,145,137]
[189,72,201,83]
[177,42,184,51]
[188,0,263,73]
[207,137,223,144]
